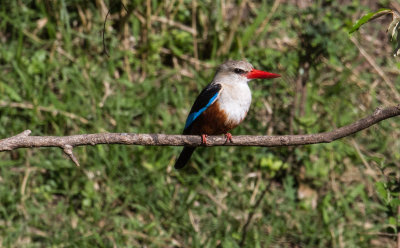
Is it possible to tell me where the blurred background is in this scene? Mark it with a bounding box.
[1,0,400,247]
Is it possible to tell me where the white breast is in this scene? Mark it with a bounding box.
[217,82,252,125]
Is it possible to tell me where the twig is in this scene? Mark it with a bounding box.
[99,81,113,108]
[62,145,80,167]
[151,16,197,35]
[218,0,248,55]
[350,36,400,102]
[0,105,399,166]
[160,48,214,69]
[240,182,271,247]
[0,100,89,124]
[398,193,400,248]
[102,8,111,57]
[121,2,128,12]
[254,0,281,37]
[192,0,199,71]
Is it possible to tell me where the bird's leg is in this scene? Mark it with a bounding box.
[224,133,233,143]
[201,134,208,145]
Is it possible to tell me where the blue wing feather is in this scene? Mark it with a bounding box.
[183,83,222,132]
[184,92,219,129]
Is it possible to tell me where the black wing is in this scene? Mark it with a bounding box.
[183,83,222,132]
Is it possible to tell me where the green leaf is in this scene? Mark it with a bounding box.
[390,199,400,208]
[260,155,287,171]
[388,217,397,233]
[369,156,385,166]
[389,216,397,226]
[349,9,392,34]
[387,11,400,56]
[375,181,388,203]
[0,81,22,101]
[387,13,400,39]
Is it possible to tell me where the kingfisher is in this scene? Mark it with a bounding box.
[174,60,280,169]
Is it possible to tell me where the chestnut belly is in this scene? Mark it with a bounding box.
[185,101,246,135]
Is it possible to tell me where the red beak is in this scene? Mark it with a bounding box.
[246,69,281,79]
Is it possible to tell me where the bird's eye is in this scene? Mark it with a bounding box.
[234,68,245,74]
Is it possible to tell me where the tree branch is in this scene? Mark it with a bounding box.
[1,105,399,163]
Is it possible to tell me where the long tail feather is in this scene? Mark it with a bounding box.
[174,147,196,169]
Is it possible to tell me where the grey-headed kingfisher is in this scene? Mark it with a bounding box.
[174,60,280,169]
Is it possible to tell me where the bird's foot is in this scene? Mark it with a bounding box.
[201,134,209,145]
[224,133,233,143]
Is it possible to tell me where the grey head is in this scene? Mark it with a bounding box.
[213,60,254,85]
[217,60,253,76]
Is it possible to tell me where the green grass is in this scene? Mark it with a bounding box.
[0,0,399,247]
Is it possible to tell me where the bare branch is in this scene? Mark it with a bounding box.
[0,105,399,155]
